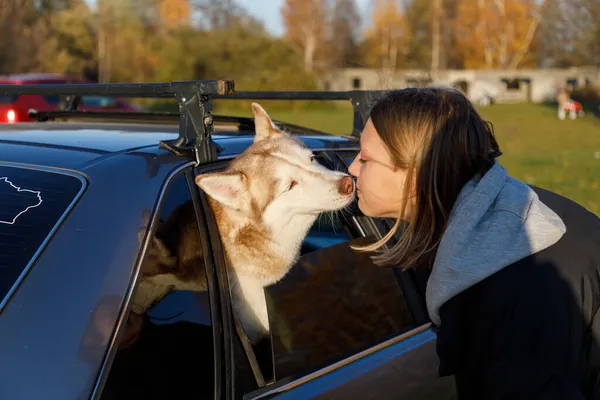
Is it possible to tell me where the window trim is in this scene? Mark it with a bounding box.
[244,323,435,399]
[194,161,238,400]
[185,167,227,400]
[0,162,88,314]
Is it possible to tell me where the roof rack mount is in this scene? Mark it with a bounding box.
[2,79,236,164]
[159,81,235,163]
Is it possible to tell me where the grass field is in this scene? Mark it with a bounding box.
[216,103,600,216]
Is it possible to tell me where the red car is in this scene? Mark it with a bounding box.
[0,73,140,123]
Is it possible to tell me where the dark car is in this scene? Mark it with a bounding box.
[0,80,457,400]
[0,73,140,123]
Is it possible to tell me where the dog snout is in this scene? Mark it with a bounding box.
[337,176,354,195]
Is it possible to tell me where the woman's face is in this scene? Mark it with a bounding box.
[348,118,410,218]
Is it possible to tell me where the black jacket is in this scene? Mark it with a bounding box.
[436,186,600,399]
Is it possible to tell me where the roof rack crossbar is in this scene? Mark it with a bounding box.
[0,80,230,97]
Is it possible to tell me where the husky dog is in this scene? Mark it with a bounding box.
[194,103,355,341]
[121,102,355,345]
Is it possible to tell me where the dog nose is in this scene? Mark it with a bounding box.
[337,176,354,195]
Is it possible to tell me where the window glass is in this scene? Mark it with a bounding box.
[42,95,61,106]
[81,96,116,108]
[101,171,213,399]
[0,165,83,305]
[0,95,17,104]
[263,152,415,380]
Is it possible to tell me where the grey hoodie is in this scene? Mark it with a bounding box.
[426,161,567,326]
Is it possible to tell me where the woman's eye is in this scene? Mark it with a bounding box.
[358,157,366,164]
[310,155,315,163]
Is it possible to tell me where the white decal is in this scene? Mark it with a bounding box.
[0,177,43,225]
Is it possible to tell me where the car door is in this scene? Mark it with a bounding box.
[195,150,457,400]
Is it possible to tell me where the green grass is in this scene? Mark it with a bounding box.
[214,103,600,216]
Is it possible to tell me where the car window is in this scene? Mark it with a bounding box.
[258,151,416,382]
[0,165,83,307]
[101,170,214,399]
[81,96,117,107]
[42,96,61,106]
[0,95,17,104]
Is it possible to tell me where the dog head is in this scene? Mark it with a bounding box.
[195,103,355,235]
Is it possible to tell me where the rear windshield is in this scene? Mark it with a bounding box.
[0,166,84,305]
[0,95,17,104]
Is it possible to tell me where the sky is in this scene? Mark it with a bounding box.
[239,0,371,37]
[84,0,372,37]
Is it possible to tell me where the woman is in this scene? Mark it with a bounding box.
[348,87,600,399]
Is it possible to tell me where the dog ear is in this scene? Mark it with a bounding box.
[195,171,247,211]
[252,102,283,143]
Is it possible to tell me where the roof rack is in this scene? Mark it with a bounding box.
[3,80,388,161]
[0,79,235,165]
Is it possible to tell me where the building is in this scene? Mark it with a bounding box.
[323,66,600,105]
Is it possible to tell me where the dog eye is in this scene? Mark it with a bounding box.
[287,180,297,191]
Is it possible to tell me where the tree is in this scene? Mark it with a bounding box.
[0,0,47,73]
[158,0,191,29]
[431,0,442,71]
[452,0,546,69]
[328,0,362,69]
[35,1,97,76]
[193,0,253,29]
[404,0,432,69]
[282,0,327,73]
[95,0,161,82]
[363,0,410,70]
[547,0,600,67]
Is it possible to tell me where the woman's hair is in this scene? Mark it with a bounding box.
[353,87,501,270]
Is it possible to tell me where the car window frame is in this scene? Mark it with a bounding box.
[92,163,224,400]
[243,322,436,400]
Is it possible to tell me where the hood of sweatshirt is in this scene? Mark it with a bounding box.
[426,161,567,326]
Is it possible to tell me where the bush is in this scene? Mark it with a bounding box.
[570,84,600,105]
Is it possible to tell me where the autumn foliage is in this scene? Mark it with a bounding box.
[0,0,595,89]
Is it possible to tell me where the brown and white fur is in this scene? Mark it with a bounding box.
[119,102,355,345]
[194,103,355,341]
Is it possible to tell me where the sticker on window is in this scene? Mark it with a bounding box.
[0,177,43,225]
[0,166,84,306]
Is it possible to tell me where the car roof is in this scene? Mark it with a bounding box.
[0,121,359,172]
